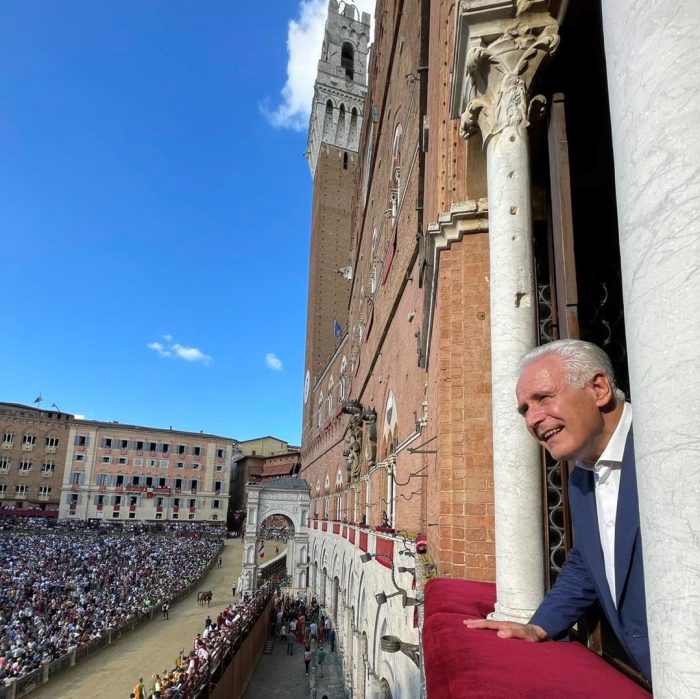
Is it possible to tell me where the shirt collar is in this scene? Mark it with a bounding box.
[576,402,632,474]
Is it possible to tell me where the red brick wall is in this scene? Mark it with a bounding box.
[303,146,357,434]
[426,233,495,580]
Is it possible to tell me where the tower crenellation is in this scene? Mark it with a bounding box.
[307,1,370,178]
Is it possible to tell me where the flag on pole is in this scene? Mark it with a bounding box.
[334,319,343,338]
[33,394,43,405]
[258,541,265,559]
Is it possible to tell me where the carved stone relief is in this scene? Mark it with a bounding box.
[344,414,363,482]
[364,416,377,469]
[459,20,559,144]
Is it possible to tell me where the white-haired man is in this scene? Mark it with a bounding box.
[465,339,650,680]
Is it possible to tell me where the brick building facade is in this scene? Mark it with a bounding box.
[299,0,700,697]
[0,403,71,515]
[228,437,301,517]
[300,2,428,696]
[0,402,235,524]
[59,421,234,522]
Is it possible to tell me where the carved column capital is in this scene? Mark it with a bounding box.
[450,8,559,144]
[462,20,558,142]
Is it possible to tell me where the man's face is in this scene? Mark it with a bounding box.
[516,354,608,463]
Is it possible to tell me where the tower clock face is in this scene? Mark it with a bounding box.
[304,369,310,404]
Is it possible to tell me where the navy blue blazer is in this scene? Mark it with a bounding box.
[530,428,651,679]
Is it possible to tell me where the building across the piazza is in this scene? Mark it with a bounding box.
[228,436,301,517]
[0,402,236,523]
[0,403,72,516]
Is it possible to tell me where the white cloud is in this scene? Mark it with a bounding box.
[265,353,284,371]
[147,336,212,365]
[147,341,171,358]
[172,344,212,365]
[263,0,375,131]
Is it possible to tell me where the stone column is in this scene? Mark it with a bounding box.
[286,537,295,581]
[242,489,260,592]
[600,1,700,692]
[458,12,559,621]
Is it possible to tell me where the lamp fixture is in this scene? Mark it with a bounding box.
[375,590,403,605]
[398,544,416,557]
[397,566,416,579]
[381,634,420,667]
[402,595,423,608]
[389,464,429,487]
[360,552,413,602]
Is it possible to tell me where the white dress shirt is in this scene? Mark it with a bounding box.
[575,402,632,606]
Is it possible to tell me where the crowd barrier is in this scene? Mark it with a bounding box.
[161,581,275,699]
[209,588,274,699]
[0,540,224,699]
[258,553,287,582]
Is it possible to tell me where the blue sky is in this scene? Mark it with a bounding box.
[0,0,373,444]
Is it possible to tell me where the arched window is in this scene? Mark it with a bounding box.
[349,107,359,148]
[370,228,379,294]
[384,391,398,448]
[391,124,403,206]
[336,104,346,142]
[341,42,354,81]
[323,99,334,140]
[318,392,324,428]
[392,124,403,164]
[328,377,334,417]
[339,357,348,400]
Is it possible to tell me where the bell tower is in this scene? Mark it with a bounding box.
[302,1,370,435]
[307,1,370,177]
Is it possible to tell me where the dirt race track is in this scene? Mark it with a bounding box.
[27,538,284,699]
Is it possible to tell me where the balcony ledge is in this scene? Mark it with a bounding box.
[423,578,650,699]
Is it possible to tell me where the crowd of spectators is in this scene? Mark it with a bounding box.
[274,591,327,647]
[0,526,222,686]
[134,583,274,699]
[257,524,289,541]
[0,517,226,539]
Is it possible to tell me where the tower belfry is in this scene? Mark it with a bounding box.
[307,1,370,178]
[302,1,371,435]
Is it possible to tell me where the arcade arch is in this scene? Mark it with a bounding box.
[240,478,310,593]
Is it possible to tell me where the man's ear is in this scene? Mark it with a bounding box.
[590,371,614,408]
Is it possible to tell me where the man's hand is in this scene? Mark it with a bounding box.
[463,618,549,641]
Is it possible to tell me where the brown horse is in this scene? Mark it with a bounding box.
[197,590,212,606]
